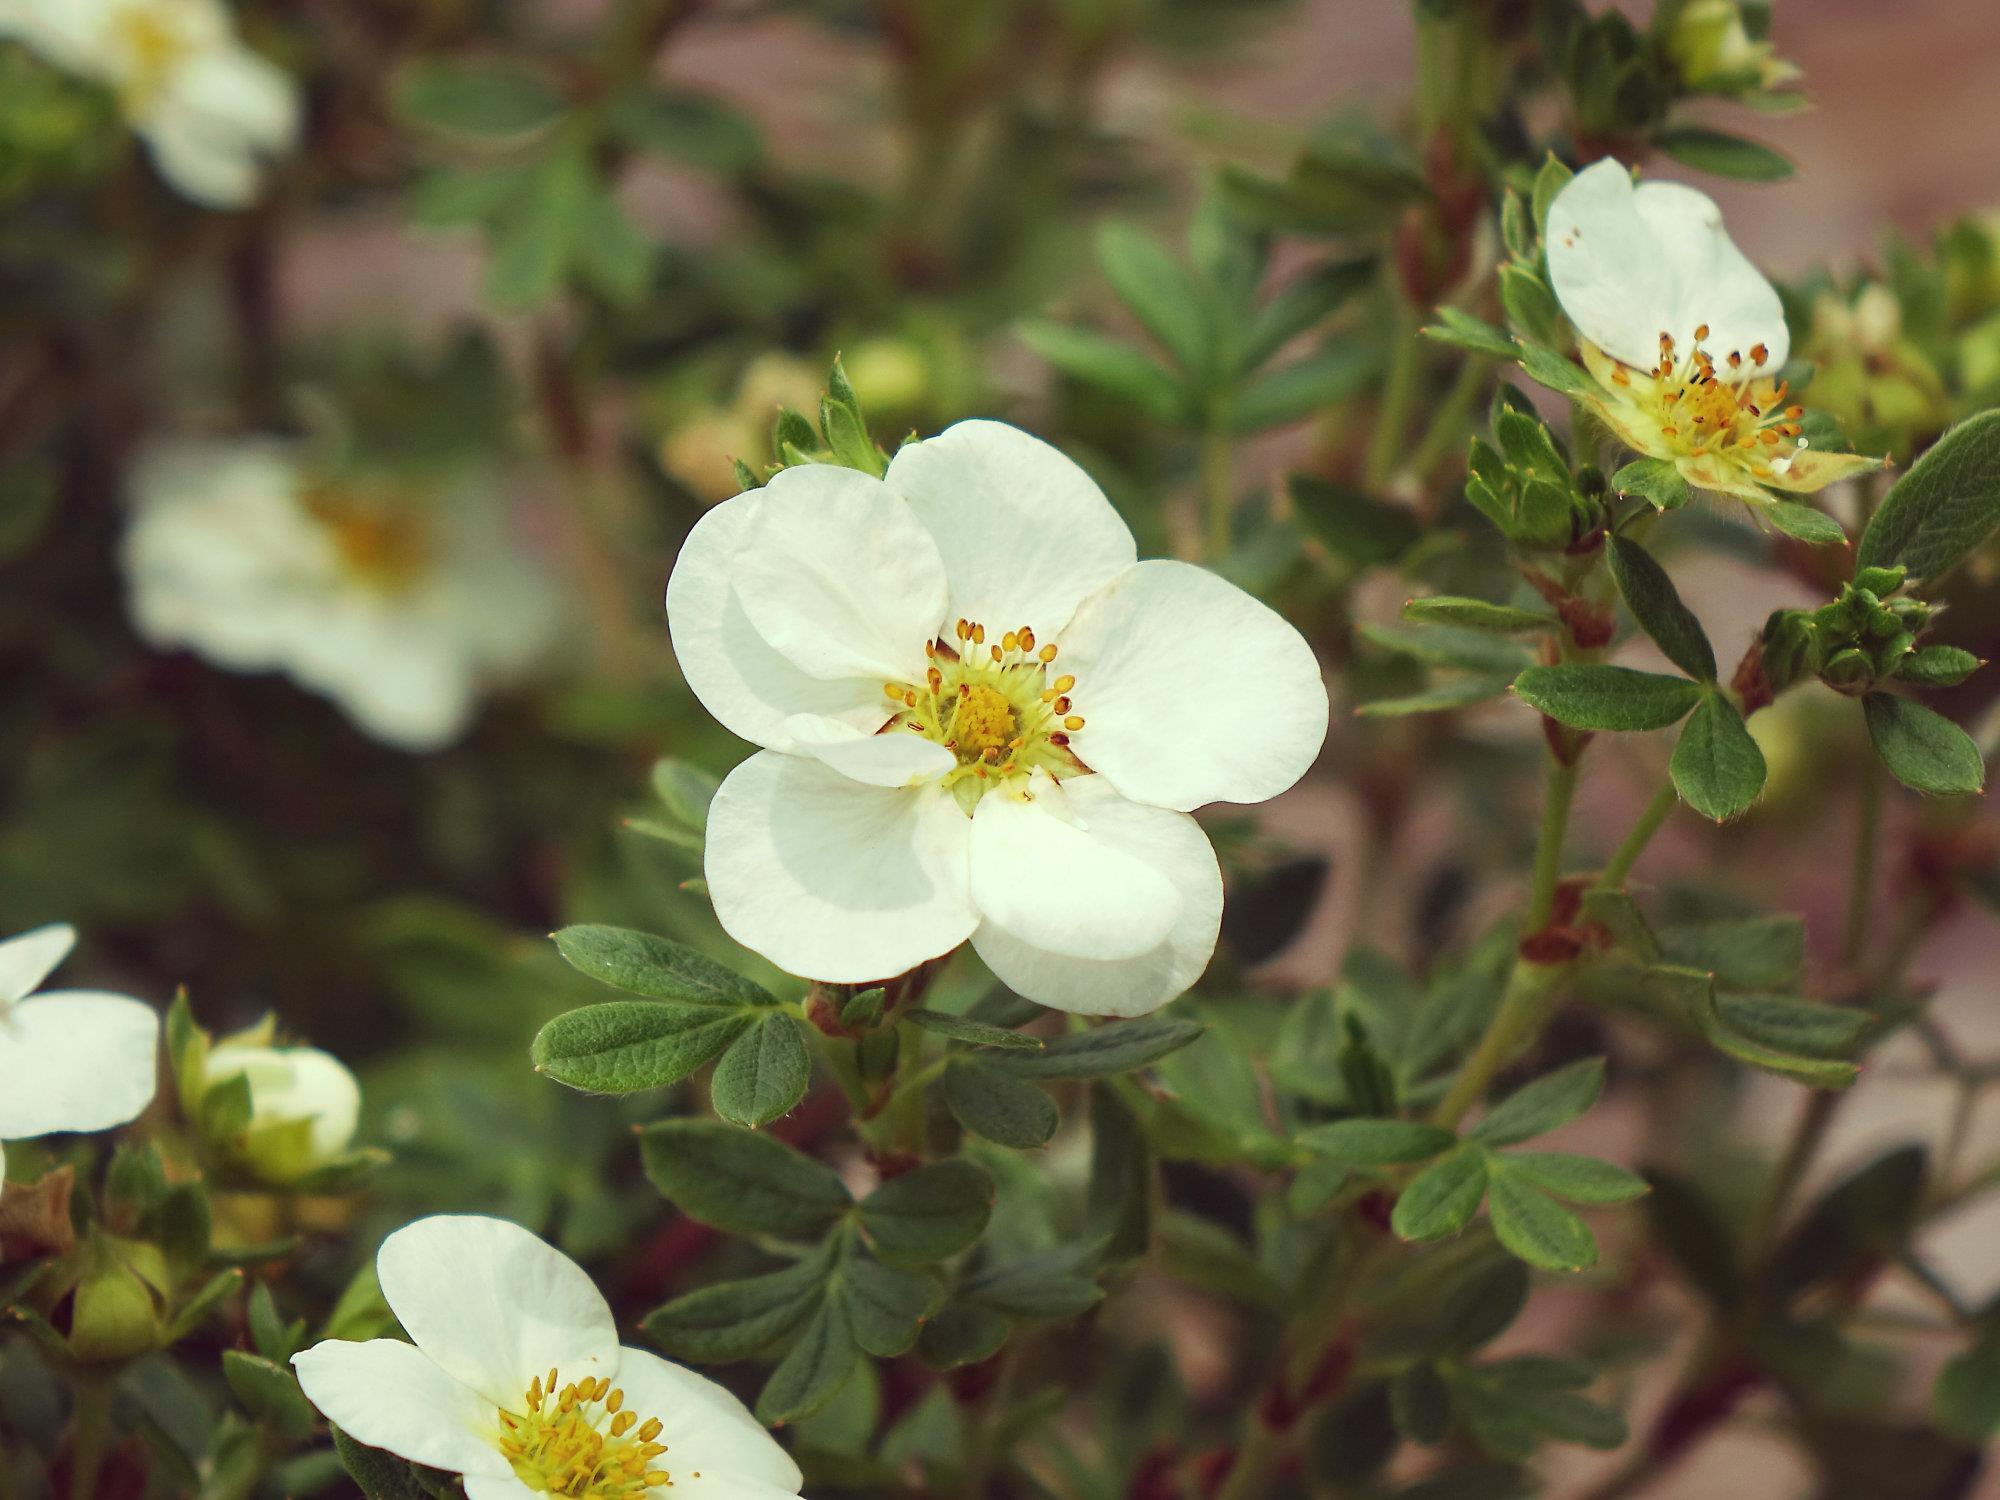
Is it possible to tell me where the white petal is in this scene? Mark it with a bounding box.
[291,1339,511,1478]
[0,923,75,1004]
[288,608,476,752]
[781,714,955,788]
[170,44,301,153]
[704,751,976,983]
[142,112,263,209]
[885,419,1137,641]
[0,992,158,1139]
[1054,561,1327,812]
[732,465,946,683]
[375,1216,618,1409]
[461,1475,540,1500]
[666,492,896,749]
[205,1043,360,1160]
[971,777,1222,1016]
[969,783,1179,962]
[1546,159,1788,374]
[612,1348,803,1495]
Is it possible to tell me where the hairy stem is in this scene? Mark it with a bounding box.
[1525,753,1580,933]
[1201,418,1235,562]
[1600,783,1677,890]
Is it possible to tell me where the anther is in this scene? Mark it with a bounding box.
[1039,643,1058,663]
[884,682,902,700]
[1053,696,1070,713]
[637,1419,663,1442]
[1750,342,1769,365]
[1002,631,1019,652]
[1050,731,1069,746]
[990,644,1002,662]
[1694,322,1710,342]
[1019,627,1035,651]
[1064,715,1085,731]
[955,619,969,641]
[971,623,985,644]
[1053,674,1075,693]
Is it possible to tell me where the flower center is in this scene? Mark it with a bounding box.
[882,619,1087,809]
[1613,325,1809,473]
[299,483,433,593]
[111,6,195,111]
[496,1369,672,1497]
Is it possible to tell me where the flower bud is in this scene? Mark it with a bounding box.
[1819,647,1876,696]
[200,1034,363,1188]
[1667,0,1800,93]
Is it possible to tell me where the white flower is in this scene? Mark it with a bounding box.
[0,924,159,1185]
[292,1215,805,1500]
[1542,160,1878,504]
[0,0,299,208]
[666,420,1328,1016]
[202,1036,360,1183]
[122,440,562,753]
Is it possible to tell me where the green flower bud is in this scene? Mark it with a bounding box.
[68,1233,168,1364]
[1820,647,1875,695]
[1666,0,1801,93]
[200,1036,363,1188]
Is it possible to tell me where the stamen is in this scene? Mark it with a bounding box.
[498,1366,670,1497]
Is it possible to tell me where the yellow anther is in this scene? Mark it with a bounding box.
[971,623,985,644]
[612,1412,636,1437]
[1039,643,1057,663]
[1054,674,1075,693]
[607,1387,624,1415]
[637,1419,663,1442]
[1064,715,1085,731]
[884,682,902,699]
[1694,322,1710,341]
[990,644,1002,662]
[529,1377,544,1409]
[1002,631,1018,652]
[1019,627,1036,651]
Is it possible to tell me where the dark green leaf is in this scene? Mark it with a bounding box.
[606,87,761,172]
[915,1299,1011,1370]
[1502,1153,1648,1205]
[857,1161,993,1265]
[1230,345,1377,431]
[1713,995,1870,1062]
[1017,322,1187,423]
[1401,597,1557,635]
[1001,1018,1206,1080]
[757,1299,859,1426]
[1608,536,1715,680]
[1097,222,1208,373]
[710,1011,811,1127]
[393,62,565,138]
[222,1351,316,1440]
[1485,1166,1598,1271]
[331,1429,457,1500]
[641,1251,830,1362]
[1435,1259,1529,1354]
[1242,257,1374,371]
[1290,475,1422,568]
[942,1059,1059,1149]
[531,1001,748,1094]
[839,1248,941,1358]
[904,1010,1043,1051]
[638,1120,851,1237]
[1513,665,1703,731]
[1298,1118,1458,1165]
[1863,693,1984,795]
[1423,308,1517,360]
[1613,458,1690,511]
[1857,412,2000,580]
[1934,1327,2000,1442]
[1671,693,1768,822]
[1655,127,1793,181]
[1470,1059,1605,1146]
[1655,914,1803,990]
[1895,645,1982,687]
[1762,500,1847,546]
[1392,1363,1454,1445]
[1768,1146,1927,1299]
[1392,1148,1489,1242]
[552,925,774,1008]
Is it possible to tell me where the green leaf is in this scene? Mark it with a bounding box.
[1361,623,1530,675]
[1498,263,1562,347]
[1400,597,1557,635]
[857,1161,994,1265]
[1863,693,1985,795]
[1654,127,1793,181]
[1608,536,1714,680]
[1768,1146,1926,1299]
[1894,645,1982,687]
[1654,966,1859,1087]
[1762,500,1847,546]
[1017,322,1187,423]
[1290,475,1422,568]
[917,1300,1010,1370]
[943,1059,1059,1149]
[1713,995,1870,1062]
[605,87,761,173]
[1670,693,1768,822]
[223,1350,317,1440]
[531,1001,748,1094]
[710,1012,811,1127]
[1531,152,1574,236]
[393,61,565,138]
[485,153,586,310]
[1423,307,1517,361]
[552,925,774,1008]
[641,1249,831,1362]
[1391,1362,1454,1445]
[1502,1153,1648,1205]
[638,1120,851,1238]
[1613,458,1690,511]
[757,1298,859,1426]
[1512,665,1703,731]
[839,1245,942,1357]
[1356,675,1516,717]
[1655,915,1803,990]
[331,1429,458,1500]
[1435,1259,1530,1355]
[1471,1059,1605,1146]
[1485,1165,1598,1271]
[1242,257,1374,372]
[1392,1148,1489,1242]
[1001,1018,1206,1080]
[903,1010,1044,1051]
[1858,412,2000,580]
[1514,341,1599,402]
[1097,222,1208,374]
[1230,345,1377,431]
[964,1248,1106,1320]
[1935,1327,2000,1442]
[1298,1118,1459,1165]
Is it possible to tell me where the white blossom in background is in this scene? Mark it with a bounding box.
[202,1034,360,1183]
[0,0,299,209]
[293,1215,806,1500]
[0,924,159,1184]
[1543,158,1878,504]
[122,440,563,753]
[666,420,1329,1017]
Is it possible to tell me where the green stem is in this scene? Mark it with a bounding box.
[1364,299,1423,493]
[1599,784,1677,890]
[1842,757,1883,966]
[1403,353,1491,483]
[1429,957,1565,1130]
[1525,755,1580,933]
[1200,418,1234,562]
[66,1370,115,1500]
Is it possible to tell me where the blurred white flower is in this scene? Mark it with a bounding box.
[202,1035,360,1184]
[667,420,1328,1016]
[121,440,562,752]
[293,1215,804,1500]
[0,924,159,1184]
[0,0,299,208]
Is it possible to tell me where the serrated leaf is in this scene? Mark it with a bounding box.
[1298,1118,1458,1165]
[553,925,774,1007]
[1470,1058,1605,1146]
[1863,693,1985,795]
[857,1160,993,1265]
[1000,1018,1206,1079]
[1513,665,1703,731]
[639,1120,850,1237]
[942,1059,1058,1149]
[1485,1165,1598,1271]
[1392,1148,1489,1242]
[1857,411,2000,580]
[903,1010,1043,1050]
[531,1001,748,1094]
[1671,693,1767,822]
[710,1011,811,1127]
[1501,1153,1648,1205]
[1608,536,1715,680]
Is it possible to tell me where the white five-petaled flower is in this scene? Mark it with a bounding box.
[0,924,159,1185]
[292,1215,805,1500]
[0,0,299,209]
[122,440,563,753]
[1543,159,1878,505]
[666,420,1329,1017]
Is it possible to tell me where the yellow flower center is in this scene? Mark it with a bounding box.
[1606,325,1808,476]
[882,619,1087,808]
[111,6,196,113]
[300,483,433,593]
[496,1369,673,1497]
